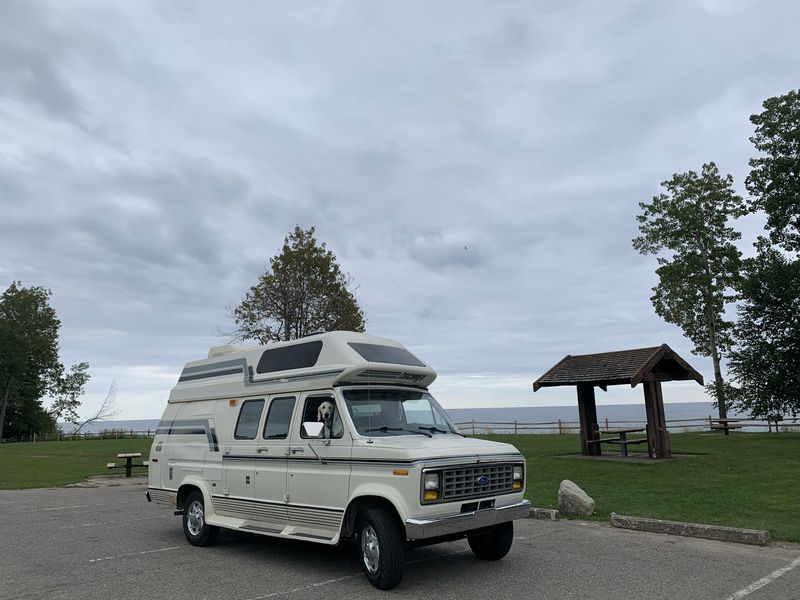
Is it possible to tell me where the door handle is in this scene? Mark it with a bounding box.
[257,447,268,454]
[289,447,304,454]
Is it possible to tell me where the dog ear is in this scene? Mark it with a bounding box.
[317,404,323,421]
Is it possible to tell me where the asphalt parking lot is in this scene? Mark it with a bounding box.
[1,478,799,600]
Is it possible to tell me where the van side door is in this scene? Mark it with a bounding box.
[250,395,296,529]
[286,392,352,541]
[223,398,265,501]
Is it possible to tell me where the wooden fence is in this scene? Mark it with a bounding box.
[4,429,157,443]
[453,416,800,435]
[4,416,800,443]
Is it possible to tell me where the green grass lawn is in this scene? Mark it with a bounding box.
[0,438,153,489]
[1,432,798,542]
[478,432,800,543]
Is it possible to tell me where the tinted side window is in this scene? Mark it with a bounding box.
[234,399,265,440]
[263,397,296,439]
[256,341,323,374]
[348,342,425,367]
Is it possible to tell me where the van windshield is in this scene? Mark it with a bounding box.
[342,389,460,437]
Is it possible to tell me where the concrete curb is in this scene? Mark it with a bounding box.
[529,507,561,520]
[611,513,769,546]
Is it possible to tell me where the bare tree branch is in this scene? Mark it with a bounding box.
[73,380,120,434]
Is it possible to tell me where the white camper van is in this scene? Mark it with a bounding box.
[146,331,530,589]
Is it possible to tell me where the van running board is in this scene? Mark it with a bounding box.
[241,523,333,542]
[289,532,332,541]
[241,524,282,535]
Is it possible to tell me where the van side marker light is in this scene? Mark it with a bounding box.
[229,399,237,407]
[393,469,409,476]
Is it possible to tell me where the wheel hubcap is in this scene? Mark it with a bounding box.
[187,500,204,536]
[361,525,380,574]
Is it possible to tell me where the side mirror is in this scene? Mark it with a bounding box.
[302,421,325,438]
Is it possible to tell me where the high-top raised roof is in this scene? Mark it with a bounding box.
[169,331,436,402]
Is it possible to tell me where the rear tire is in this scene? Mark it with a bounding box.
[182,490,219,547]
[468,521,514,560]
[357,507,405,590]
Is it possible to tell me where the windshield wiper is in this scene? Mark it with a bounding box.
[417,426,448,434]
[364,426,432,438]
[417,425,467,437]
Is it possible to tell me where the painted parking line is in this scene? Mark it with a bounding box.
[725,555,800,599]
[0,501,145,515]
[60,514,173,529]
[243,546,474,600]
[88,546,180,563]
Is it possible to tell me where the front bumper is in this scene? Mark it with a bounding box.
[404,499,531,540]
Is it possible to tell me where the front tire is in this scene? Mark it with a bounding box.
[182,490,219,547]
[357,507,405,590]
[468,521,514,560]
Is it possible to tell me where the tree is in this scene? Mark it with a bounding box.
[728,90,800,421]
[727,242,800,420]
[49,362,91,423]
[746,89,800,253]
[633,163,747,422]
[233,226,366,343]
[0,282,89,439]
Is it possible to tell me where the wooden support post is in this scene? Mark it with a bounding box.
[643,380,671,458]
[577,384,601,456]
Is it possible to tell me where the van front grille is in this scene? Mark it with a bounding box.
[442,464,515,500]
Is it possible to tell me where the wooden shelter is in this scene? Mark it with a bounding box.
[533,344,703,459]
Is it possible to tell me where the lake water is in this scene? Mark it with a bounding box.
[59,401,735,434]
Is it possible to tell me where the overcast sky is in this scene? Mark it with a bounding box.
[2,0,799,419]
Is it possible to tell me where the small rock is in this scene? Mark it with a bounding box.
[558,480,595,515]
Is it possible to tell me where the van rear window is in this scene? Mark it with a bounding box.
[256,341,323,374]
[348,343,425,367]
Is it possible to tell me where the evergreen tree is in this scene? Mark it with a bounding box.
[233,226,366,343]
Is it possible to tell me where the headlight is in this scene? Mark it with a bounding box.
[422,472,440,502]
[512,465,524,489]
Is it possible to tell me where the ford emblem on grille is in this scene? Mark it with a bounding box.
[476,475,490,486]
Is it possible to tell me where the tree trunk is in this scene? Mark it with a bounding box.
[697,240,728,430]
[710,346,728,424]
[0,378,11,441]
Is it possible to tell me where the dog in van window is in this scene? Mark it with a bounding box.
[317,400,335,438]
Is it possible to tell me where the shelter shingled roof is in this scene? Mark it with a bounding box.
[532,344,703,391]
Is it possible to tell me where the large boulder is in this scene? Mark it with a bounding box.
[558,480,595,516]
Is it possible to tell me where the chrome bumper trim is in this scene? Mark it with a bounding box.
[405,499,530,540]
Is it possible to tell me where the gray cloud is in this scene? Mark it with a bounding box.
[1,0,798,417]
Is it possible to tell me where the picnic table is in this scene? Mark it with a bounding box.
[587,428,648,457]
[709,418,746,434]
[106,453,149,477]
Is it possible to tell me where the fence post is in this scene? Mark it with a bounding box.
[471,419,475,435]
[558,419,562,434]
[513,420,518,435]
